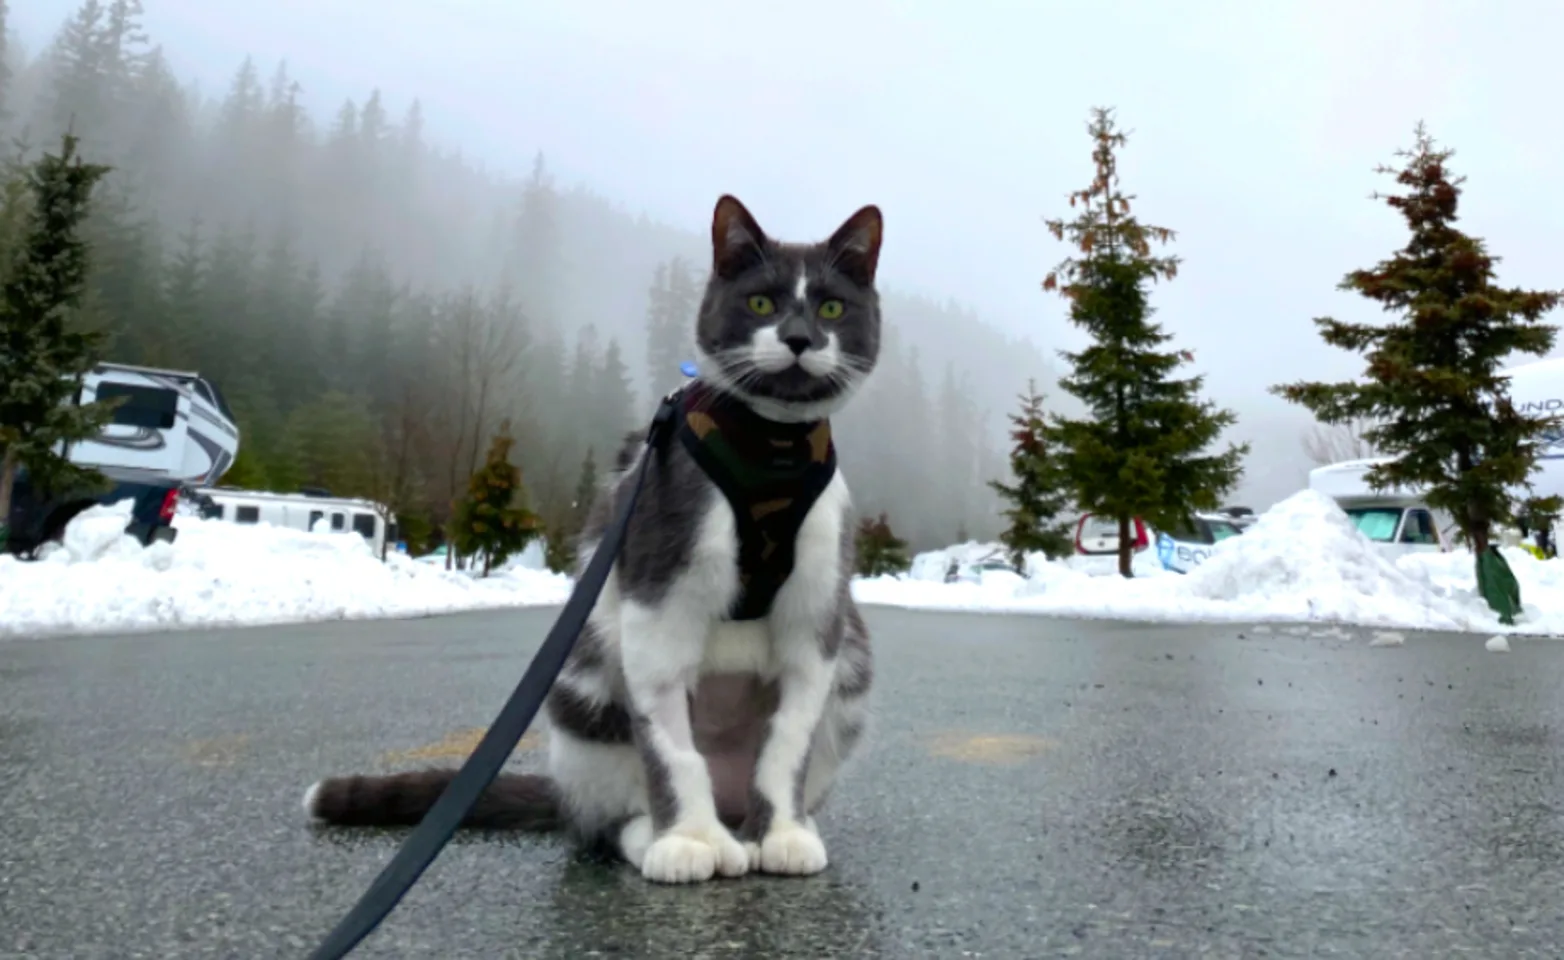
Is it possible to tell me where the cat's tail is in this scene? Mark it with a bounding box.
[302,769,562,831]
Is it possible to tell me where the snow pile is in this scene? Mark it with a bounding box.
[0,503,572,638]
[855,489,1564,635]
[1178,489,1484,630]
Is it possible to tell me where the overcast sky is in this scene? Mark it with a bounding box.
[16,0,1564,507]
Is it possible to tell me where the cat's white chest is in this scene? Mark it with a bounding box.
[682,471,851,678]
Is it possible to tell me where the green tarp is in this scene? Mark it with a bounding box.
[1476,546,1522,626]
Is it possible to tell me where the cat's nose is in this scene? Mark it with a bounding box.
[782,334,812,356]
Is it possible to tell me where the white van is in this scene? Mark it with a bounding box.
[1307,458,1454,559]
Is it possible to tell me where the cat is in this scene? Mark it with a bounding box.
[303,194,883,884]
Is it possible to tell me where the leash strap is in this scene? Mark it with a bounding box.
[305,390,683,960]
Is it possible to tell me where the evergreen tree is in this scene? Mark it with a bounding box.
[644,256,698,400]
[594,335,635,454]
[1272,125,1562,620]
[988,380,1074,568]
[0,133,118,533]
[854,512,911,577]
[544,445,599,574]
[450,419,539,576]
[0,0,12,122]
[1041,107,1247,577]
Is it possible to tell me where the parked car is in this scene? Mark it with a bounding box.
[1074,510,1245,575]
[5,464,182,557]
[1153,512,1245,573]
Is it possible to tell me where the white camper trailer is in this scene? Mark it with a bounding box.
[66,362,241,485]
[193,487,399,558]
[1308,458,1453,559]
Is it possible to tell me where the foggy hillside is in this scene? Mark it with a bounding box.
[5,2,1073,551]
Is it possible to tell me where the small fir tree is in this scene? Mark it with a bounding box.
[855,512,911,577]
[0,133,121,543]
[542,447,600,574]
[450,420,539,576]
[988,380,1074,569]
[1272,124,1562,622]
[1041,108,1247,577]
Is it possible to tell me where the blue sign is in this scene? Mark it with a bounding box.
[1156,532,1176,570]
[679,361,698,378]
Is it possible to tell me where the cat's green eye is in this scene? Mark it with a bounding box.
[747,294,775,316]
[817,299,845,321]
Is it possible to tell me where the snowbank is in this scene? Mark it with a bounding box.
[0,503,572,638]
[855,490,1564,636]
[9,488,1564,640]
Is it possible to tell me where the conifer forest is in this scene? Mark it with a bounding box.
[2,0,1057,555]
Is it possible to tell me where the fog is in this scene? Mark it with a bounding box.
[10,0,1563,546]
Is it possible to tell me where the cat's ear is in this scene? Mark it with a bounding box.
[711,195,768,280]
[826,204,883,287]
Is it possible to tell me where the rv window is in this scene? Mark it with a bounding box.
[1399,509,1438,545]
[309,510,324,533]
[352,513,376,539]
[331,513,345,531]
[235,505,259,524]
[1344,507,1402,542]
[96,383,178,430]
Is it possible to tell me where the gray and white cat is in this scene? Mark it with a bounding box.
[304,195,883,884]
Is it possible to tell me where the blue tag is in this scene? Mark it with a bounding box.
[679,361,698,378]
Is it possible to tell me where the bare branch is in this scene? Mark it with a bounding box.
[1301,418,1381,466]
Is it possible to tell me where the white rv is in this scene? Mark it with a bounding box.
[193,487,400,558]
[66,362,241,485]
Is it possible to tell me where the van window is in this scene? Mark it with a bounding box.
[331,513,345,531]
[1345,507,1403,542]
[235,505,259,524]
[96,382,178,430]
[352,513,377,539]
[309,510,323,532]
[1399,509,1438,544]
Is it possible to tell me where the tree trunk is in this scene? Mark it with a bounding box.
[0,447,16,533]
[1117,514,1133,578]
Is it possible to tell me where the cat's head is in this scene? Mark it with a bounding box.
[694,195,883,423]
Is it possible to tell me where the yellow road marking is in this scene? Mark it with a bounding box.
[380,727,542,765]
[180,734,251,768]
[927,732,1057,764]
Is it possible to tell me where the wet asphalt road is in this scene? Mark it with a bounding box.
[3,608,1564,959]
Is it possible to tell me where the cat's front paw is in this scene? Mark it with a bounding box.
[641,825,749,883]
[757,821,829,876]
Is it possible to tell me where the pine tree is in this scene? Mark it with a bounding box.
[594,335,635,454]
[988,380,1074,569]
[854,513,911,577]
[1041,107,1247,577]
[644,256,698,400]
[451,420,539,576]
[544,445,599,574]
[1272,125,1562,620]
[0,133,118,532]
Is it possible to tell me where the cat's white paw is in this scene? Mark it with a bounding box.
[757,821,829,876]
[641,825,749,883]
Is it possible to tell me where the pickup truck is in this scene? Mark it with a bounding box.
[4,464,181,557]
